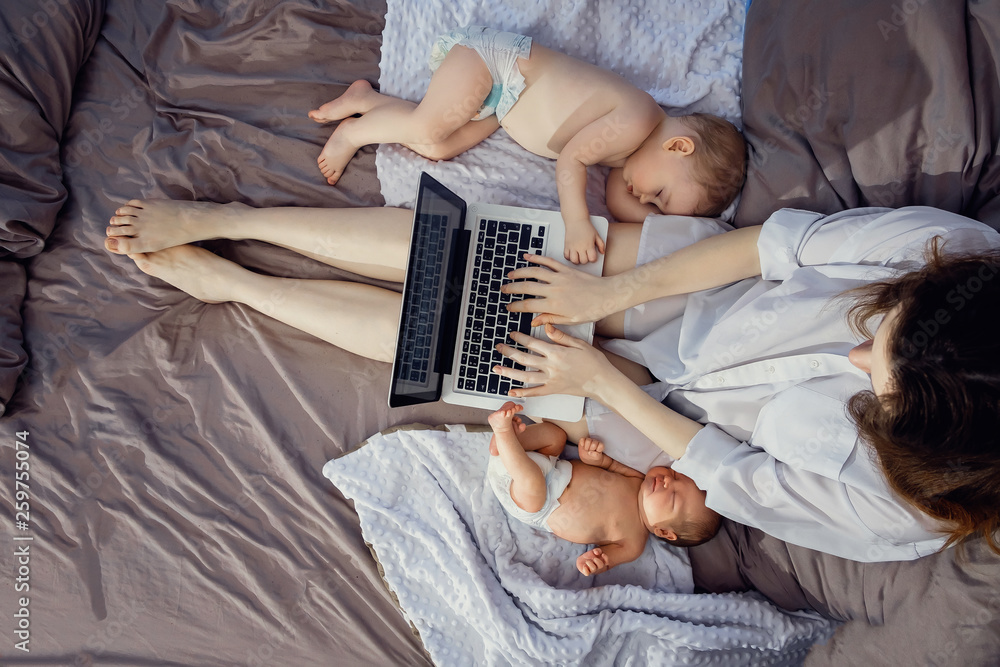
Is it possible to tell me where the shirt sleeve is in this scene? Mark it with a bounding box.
[672,424,949,562]
[758,206,1000,282]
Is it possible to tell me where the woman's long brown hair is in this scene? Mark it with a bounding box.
[844,238,1000,554]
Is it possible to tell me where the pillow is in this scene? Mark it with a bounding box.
[0,0,106,412]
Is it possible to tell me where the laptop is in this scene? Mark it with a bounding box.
[388,172,608,421]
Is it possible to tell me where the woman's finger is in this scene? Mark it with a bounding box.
[505,298,551,315]
[506,331,557,354]
[506,382,551,399]
[521,253,565,271]
[503,266,556,284]
[494,343,539,367]
[490,363,543,385]
[501,280,551,298]
[543,323,588,348]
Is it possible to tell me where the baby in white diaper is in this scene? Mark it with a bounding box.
[487,401,720,576]
[309,25,745,265]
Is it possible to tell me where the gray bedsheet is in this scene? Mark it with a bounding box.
[0,1,485,664]
[735,0,1000,229]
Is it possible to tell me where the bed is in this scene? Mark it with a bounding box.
[1,0,998,664]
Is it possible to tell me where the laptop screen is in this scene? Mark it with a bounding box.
[388,173,469,407]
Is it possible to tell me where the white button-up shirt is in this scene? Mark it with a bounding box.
[612,207,1000,562]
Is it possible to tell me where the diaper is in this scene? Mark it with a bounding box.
[487,451,572,532]
[428,26,532,122]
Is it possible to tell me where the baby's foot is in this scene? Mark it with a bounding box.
[126,245,246,304]
[488,401,524,434]
[308,79,376,123]
[105,199,249,255]
[317,118,361,186]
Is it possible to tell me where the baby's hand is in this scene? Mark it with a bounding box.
[576,547,611,576]
[488,401,524,434]
[577,437,605,466]
[563,222,605,265]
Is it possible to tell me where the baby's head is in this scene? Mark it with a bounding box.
[622,113,746,218]
[638,466,721,547]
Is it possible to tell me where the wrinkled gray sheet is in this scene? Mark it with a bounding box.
[0,1,486,664]
[735,0,1000,229]
[1,0,999,664]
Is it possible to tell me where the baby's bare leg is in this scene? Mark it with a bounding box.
[316,45,494,185]
[312,81,498,162]
[107,200,411,282]
[308,80,398,124]
[518,422,567,457]
[490,421,566,457]
[127,245,401,361]
[488,403,548,512]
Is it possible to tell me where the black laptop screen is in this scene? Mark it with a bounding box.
[388,173,469,407]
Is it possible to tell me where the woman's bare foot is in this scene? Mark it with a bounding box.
[308,79,378,124]
[105,199,251,255]
[317,118,361,185]
[127,245,250,304]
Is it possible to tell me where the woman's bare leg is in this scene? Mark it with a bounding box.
[128,244,401,361]
[106,201,412,282]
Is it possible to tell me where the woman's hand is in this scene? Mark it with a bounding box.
[502,254,620,327]
[492,324,617,399]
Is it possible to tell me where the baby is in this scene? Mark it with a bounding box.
[487,402,720,576]
[309,25,746,265]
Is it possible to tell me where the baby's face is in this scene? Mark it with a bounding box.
[638,467,709,538]
[622,143,704,216]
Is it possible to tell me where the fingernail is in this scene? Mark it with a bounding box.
[106,239,117,250]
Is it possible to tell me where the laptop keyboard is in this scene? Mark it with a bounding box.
[397,214,445,385]
[457,218,546,396]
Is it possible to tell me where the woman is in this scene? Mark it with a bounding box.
[104,201,1000,561]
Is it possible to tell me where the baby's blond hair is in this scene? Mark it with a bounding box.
[680,114,747,217]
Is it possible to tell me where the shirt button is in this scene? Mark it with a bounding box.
[767,366,775,374]
[717,377,725,384]
[811,360,820,368]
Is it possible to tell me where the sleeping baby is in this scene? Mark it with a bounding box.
[487,402,720,576]
[309,25,745,265]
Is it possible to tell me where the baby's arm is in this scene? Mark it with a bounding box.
[554,149,604,265]
[576,539,646,576]
[577,437,644,479]
[606,167,660,223]
[555,110,656,264]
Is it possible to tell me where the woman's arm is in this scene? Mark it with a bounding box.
[504,225,763,326]
[495,325,701,461]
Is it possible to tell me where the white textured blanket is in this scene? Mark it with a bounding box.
[323,426,835,665]
[375,0,746,215]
